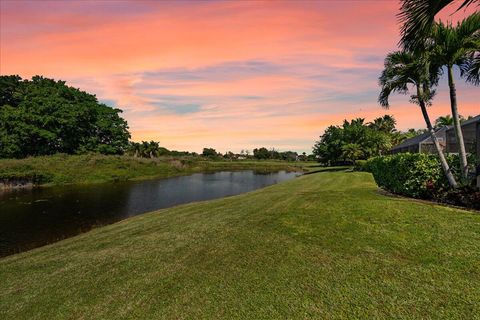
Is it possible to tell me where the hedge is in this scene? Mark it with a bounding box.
[367,153,451,198]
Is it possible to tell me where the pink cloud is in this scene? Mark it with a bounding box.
[1,0,478,153]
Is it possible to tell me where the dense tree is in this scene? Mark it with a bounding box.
[313,126,346,165]
[202,148,218,157]
[378,51,458,188]
[253,147,271,160]
[0,76,130,158]
[312,116,396,165]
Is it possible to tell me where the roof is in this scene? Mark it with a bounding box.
[391,127,447,150]
[460,114,480,126]
[391,132,431,150]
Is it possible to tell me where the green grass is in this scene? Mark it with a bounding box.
[0,154,306,186]
[1,170,479,319]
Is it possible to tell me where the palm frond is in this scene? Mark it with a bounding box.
[461,52,480,84]
[378,51,418,108]
[398,0,478,51]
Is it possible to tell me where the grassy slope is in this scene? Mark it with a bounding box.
[1,170,479,319]
[0,154,305,186]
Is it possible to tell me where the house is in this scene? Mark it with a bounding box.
[391,115,480,158]
[445,115,480,157]
[391,127,448,154]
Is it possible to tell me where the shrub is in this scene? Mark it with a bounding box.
[367,153,479,208]
[367,153,450,198]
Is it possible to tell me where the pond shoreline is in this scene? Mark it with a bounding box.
[0,170,301,257]
[0,154,308,189]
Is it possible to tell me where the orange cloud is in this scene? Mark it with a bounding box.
[1,1,478,153]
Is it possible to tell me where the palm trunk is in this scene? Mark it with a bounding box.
[418,86,457,188]
[447,65,468,181]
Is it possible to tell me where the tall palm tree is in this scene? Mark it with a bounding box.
[430,13,480,180]
[398,0,478,51]
[379,51,458,188]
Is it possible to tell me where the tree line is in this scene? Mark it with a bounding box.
[200,147,310,161]
[0,77,310,161]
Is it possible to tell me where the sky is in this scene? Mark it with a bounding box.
[0,0,478,154]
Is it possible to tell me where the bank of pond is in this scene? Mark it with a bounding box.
[0,170,301,257]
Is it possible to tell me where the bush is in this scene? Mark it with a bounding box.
[367,153,449,198]
[367,153,479,208]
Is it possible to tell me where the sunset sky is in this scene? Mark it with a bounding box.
[1,0,478,153]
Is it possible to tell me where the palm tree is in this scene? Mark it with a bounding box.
[434,114,455,127]
[341,143,364,164]
[368,115,397,133]
[398,0,478,51]
[434,114,470,127]
[379,51,458,188]
[430,13,480,180]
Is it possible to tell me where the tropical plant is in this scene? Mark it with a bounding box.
[435,114,455,127]
[398,0,478,51]
[430,13,480,180]
[312,115,398,164]
[368,115,397,133]
[341,143,364,164]
[434,114,473,127]
[378,50,458,188]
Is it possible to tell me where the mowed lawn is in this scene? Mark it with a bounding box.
[1,170,479,319]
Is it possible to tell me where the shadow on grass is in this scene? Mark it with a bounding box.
[303,166,352,175]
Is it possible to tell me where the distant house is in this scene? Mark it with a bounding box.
[391,115,480,158]
[391,127,448,154]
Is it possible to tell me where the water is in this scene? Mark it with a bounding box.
[0,170,299,257]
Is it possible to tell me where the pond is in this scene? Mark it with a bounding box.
[0,170,300,257]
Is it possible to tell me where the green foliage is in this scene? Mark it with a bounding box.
[353,159,369,171]
[313,115,395,165]
[398,0,475,51]
[127,141,174,158]
[434,114,473,128]
[368,153,449,198]
[252,147,298,161]
[368,153,479,207]
[0,75,130,158]
[202,148,219,158]
[253,147,270,159]
[431,13,480,83]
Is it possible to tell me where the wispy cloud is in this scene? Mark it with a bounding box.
[1,0,477,153]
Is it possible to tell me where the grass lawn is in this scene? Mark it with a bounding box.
[1,170,479,319]
[0,154,305,186]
